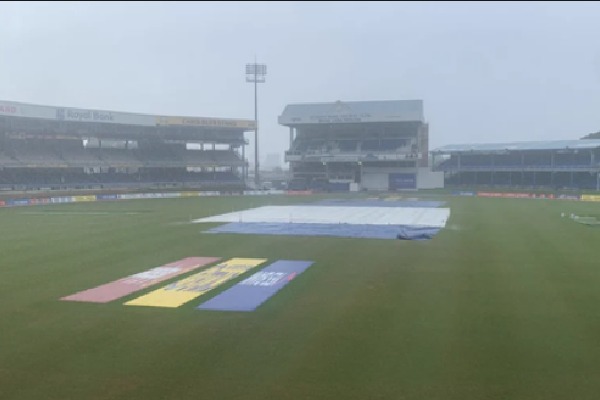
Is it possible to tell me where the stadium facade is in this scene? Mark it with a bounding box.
[280,100,443,191]
[431,140,600,190]
[0,100,255,191]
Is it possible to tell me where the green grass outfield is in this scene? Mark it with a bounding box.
[1,194,600,400]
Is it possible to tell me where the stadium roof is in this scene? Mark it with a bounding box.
[432,140,600,153]
[0,99,255,130]
[278,100,424,125]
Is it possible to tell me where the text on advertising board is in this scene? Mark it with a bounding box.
[0,104,18,114]
[56,108,115,122]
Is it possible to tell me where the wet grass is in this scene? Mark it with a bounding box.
[1,195,600,400]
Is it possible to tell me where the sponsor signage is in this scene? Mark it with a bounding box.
[454,191,476,196]
[2,100,248,128]
[6,199,30,206]
[56,108,115,123]
[581,194,600,202]
[310,113,371,124]
[125,258,266,308]
[0,102,19,115]
[72,195,96,202]
[28,197,50,205]
[96,194,118,201]
[62,257,220,303]
[197,260,314,312]
[286,190,313,195]
[477,192,555,199]
[389,173,417,190]
[557,194,581,200]
[50,196,74,204]
[157,116,256,129]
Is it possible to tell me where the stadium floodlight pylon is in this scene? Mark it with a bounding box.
[245,60,267,186]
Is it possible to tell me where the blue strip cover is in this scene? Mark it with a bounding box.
[205,222,441,240]
[309,199,446,208]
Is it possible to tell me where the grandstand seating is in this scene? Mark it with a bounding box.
[438,152,596,171]
[0,167,243,190]
[338,140,359,152]
[554,152,591,166]
[92,148,142,166]
[0,150,15,165]
[9,140,62,164]
[524,153,551,166]
[0,101,250,191]
[60,143,103,166]
[494,154,522,166]
[202,150,244,164]
[436,147,600,190]
[0,138,245,190]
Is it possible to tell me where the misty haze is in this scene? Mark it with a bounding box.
[1,2,600,400]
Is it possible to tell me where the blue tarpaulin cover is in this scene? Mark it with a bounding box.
[205,222,441,240]
[309,199,446,208]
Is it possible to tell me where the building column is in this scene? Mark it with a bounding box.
[521,153,525,187]
[521,170,524,187]
[570,171,574,187]
[242,144,246,179]
[289,127,294,149]
[490,154,495,186]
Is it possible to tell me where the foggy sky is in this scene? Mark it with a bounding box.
[1,1,600,165]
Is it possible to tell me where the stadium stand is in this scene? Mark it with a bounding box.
[0,100,254,191]
[431,140,600,190]
[279,100,443,191]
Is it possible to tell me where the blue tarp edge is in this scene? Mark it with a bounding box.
[205,222,441,240]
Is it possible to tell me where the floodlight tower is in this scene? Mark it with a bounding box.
[245,61,267,186]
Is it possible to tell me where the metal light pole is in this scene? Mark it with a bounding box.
[245,61,266,186]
